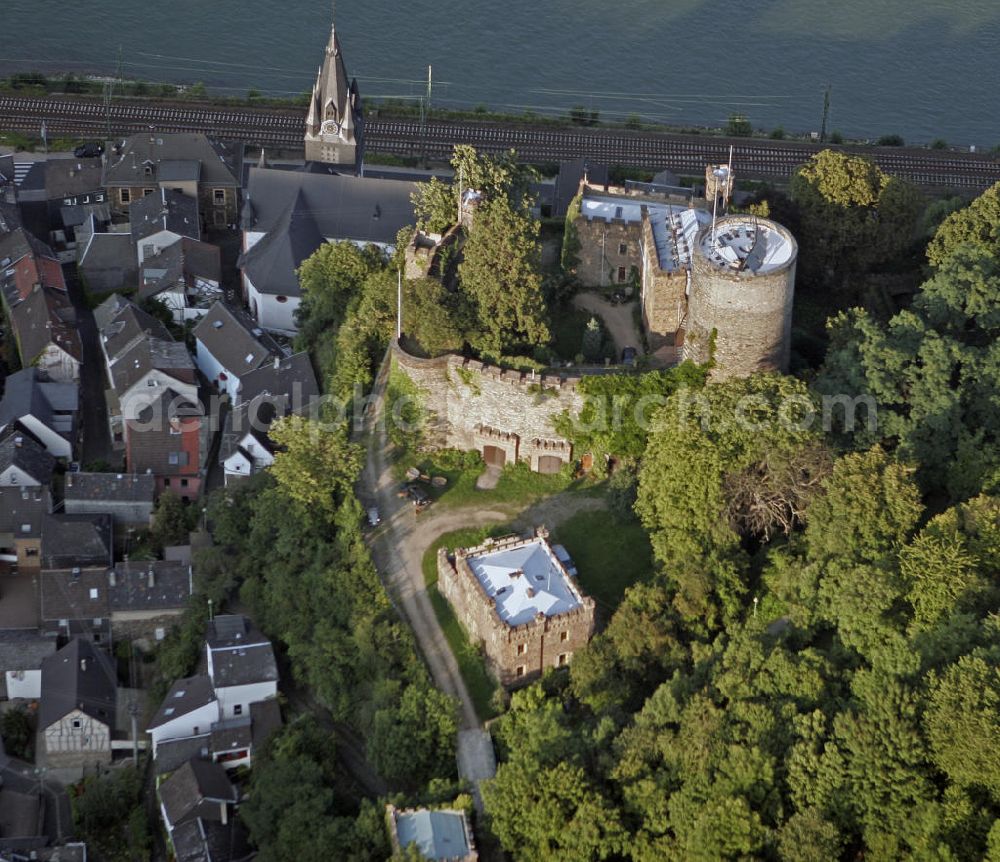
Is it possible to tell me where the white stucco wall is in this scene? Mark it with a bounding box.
[150,699,220,755]
[246,278,299,335]
[214,681,276,719]
[195,340,241,402]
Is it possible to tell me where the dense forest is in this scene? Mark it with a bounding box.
[186,153,1000,860]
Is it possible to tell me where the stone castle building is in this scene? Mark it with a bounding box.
[569,181,797,376]
[438,530,595,687]
[682,214,797,379]
[304,20,364,170]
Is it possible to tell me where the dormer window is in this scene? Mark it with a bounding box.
[143,165,153,178]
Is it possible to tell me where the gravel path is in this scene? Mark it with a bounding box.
[572,291,644,357]
[359,353,607,717]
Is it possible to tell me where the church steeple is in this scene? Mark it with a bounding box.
[304,5,364,171]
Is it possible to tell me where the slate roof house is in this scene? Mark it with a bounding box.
[126,388,207,499]
[0,486,50,569]
[205,614,278,720]
[0,368,78,459]
[158,757,249,862]
[40,560,193,644]
[139,236,222,323]
[0,228,66,302]
[0,426,56,487]
[95,295,206,486]
[41,157,108,251]
[192,301,277,402]
[130,187,200,264]
[6,285,82,383]
[102,132,241,227]
[239,167,417,333]
[40,513,113,570]
[77,229,138,295]
[218,351,320,485]
[38,638,116,768]
[63,471,156,528]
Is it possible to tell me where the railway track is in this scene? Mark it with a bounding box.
[1,94,997,190]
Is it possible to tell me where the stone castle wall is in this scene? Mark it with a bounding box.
[437,535,596,688]
[574,216,641,288]
[392,344,585,470]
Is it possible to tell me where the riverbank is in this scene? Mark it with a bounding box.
[2,71,990,157]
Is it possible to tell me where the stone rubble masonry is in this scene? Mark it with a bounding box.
[639,209,688,352]
[683,215,797,380]
[391,343,585,471]
[437,532,596,688]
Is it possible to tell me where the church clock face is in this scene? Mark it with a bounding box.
[320,119,341,136]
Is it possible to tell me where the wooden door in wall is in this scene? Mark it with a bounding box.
[483,445,507,468]
[536,455,563,474]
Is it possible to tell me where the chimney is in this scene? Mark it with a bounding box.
[273,356,280,370]
[108,569,117,587]
[148,568,155,588]
[14,436,22,447]
[80,658,87,672]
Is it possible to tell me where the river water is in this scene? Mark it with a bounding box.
[3,0,999,146]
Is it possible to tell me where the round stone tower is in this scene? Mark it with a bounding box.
[683,214,797,379]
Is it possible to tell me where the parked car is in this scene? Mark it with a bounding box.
[621,346,638,367]
[367,507,381,527]
[552,543,578,577]
[404,484,431,509]
[73,142,104,158]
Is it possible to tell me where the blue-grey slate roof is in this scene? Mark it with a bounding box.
[396,810,471,860]
[0,425,56,484]
[239,167,417,296]
[39,638,116,730]
[129,188,200,246]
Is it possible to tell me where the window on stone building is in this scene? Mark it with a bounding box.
[72,719,81,729]
[515,666,525,678]
[120,188,131,204]
[619,242,627,255]
[618,266,627,282]
[143,188,154,197]
[558,653,569,666]
[516,643,526,655]
[214,188,226,204]
[560,631,568,642]
[234,704,243,716]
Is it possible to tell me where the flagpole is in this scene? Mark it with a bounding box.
[397,269,402,341]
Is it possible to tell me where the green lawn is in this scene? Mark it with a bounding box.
[428,587,500,722]
[422,527,509,722]
[551,510,654,617]
[401,453,582,511]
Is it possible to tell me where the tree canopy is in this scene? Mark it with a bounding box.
[790,150,922,290]
[458,196,550,357]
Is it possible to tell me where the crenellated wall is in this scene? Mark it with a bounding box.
[391,343,586,469]
[437,533,596,688]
